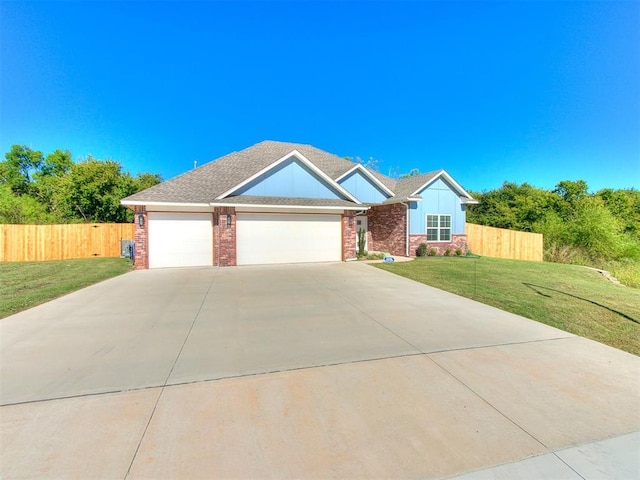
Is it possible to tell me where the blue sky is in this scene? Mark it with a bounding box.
[1,0,638,193]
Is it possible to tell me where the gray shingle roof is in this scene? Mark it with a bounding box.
[391,170,443,199]
[121,141,470,206]
[122,140,396,204]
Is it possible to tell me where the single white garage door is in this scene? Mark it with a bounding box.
[236,213,342,265]
[148,212,213,268]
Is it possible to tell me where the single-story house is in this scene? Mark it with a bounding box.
[121,140,478,268]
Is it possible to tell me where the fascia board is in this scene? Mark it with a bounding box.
[382,197,420,205]
[120,200,210,207]
[335,164,395,197]
[210,202,369,211]
[215,150,362,204]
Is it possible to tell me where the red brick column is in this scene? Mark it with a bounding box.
[368,204,407,256]
[342,212,357,260]
[133,207,148,269]
[216,207,236,266]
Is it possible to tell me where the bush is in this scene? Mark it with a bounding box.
[428,248,438,256]
[455,248,463,256]
[357,228,367,257]
[416,243,428,257]
[608,260,640,288]
[444,248,451,256]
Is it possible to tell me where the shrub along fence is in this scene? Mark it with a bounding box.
[465,223,543,261]
[0,223,135,262]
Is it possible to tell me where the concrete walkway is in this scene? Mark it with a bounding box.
[1,263,638,479]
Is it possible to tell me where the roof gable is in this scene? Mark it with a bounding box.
[228,155,350,201]
[395,170,475,201]
[337,166,393,203]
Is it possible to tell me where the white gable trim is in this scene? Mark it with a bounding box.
[121,200,210,208]
[410,170,475,200]
[215,150,362,204]
[210,202,368,211]
[335,164,395,197]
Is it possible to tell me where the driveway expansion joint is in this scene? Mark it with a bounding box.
[425,353,552,452]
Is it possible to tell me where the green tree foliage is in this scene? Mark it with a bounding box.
[467,182,559,231]
[0,145,161,224]
[468,180,640,265]
[0,184,51,224]
[399,168,421,179]
[0,145,44,195]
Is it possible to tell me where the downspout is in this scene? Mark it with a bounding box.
[400,201,409,257]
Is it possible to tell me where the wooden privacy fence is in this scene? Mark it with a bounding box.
[0,223,135,262]
[465,223,543,261]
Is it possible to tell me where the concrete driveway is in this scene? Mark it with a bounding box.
[1,262,639,479]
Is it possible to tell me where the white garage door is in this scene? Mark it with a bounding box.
[148,213,213,268]
[236,213,342,265]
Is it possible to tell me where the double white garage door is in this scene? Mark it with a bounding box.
[148,212,342,268]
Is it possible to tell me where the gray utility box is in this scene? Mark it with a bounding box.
[121,240,135,259]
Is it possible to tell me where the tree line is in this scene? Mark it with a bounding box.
[0,145,161,224]
[467,180,640,265]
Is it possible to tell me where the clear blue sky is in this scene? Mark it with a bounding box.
[2,0,639,193]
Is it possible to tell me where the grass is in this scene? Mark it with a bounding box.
[0,258,134,319]
[373,256,640,356]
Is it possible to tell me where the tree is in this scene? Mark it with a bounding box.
[52,158,137,223]
[0,183,52,224]
[399,168,421,179]
[0,145,44,195]
[346,156,381,172]
[467,182,558,231]
[134,172,162,191]
[31,150,74,215]
[1,144,163,224]
[596,188,640,239]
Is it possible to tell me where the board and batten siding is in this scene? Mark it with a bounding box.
[409,178,466,235]
[234,158,345,199]
[1,223,135,262]
[337,170,389,204]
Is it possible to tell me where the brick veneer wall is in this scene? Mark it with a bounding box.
[342,212,357,260]
[368,204,407,256]
[216,207,236,267]
[133,207,148,269]
[409,234,468,256]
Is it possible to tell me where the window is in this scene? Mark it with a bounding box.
[426,214,451,242]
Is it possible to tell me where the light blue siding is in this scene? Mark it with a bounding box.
[338,170,390,203]
[235,158,346,199]
[409,177,466,235]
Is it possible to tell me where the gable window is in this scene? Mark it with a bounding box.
[426,214,451,242]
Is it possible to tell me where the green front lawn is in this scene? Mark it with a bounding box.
[0,258,134,319]
[374,256,640,356]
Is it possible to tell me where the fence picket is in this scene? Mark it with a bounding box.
[0,224,135,262]
[465,223,543,261]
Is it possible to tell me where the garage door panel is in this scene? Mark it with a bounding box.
[237,214,341,265]
[148,213,213,268]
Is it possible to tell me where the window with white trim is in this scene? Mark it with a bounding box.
[426,214,451,241]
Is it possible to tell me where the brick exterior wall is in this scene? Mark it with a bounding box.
[409,234,468,256]
[215,207,237,267]
[368,204,407,256]
[133,207,148,269]
[342,212,357,260]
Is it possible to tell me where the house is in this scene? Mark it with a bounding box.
[121,140,478,268]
